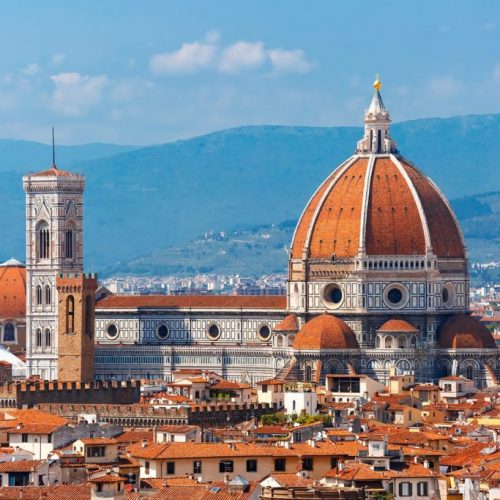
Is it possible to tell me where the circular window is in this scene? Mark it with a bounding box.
[383,283,409,309]
[322,283,344,308]
[156,324,169,340]
[258,324,271,341]
[387,288,403,304]
[206,323,221,341]
[442,282,456,309]
[106,323,119,339]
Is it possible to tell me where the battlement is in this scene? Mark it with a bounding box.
[0,380,141,408]
[56,272,98,292]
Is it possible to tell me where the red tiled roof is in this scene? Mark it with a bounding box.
[293,314,359,350]
[274,314,299,332]
[0,264,26,319]
[97,294,286,310]
[0,484,90,500]
[210,380,250,390]
[27,165,79,178]
[438,314,497,349]
[0,460,44,472]
[79,437,118,445]
[377,319,418,333]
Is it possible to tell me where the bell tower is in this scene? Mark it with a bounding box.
[56,273,97,382]
[23,160,85,380]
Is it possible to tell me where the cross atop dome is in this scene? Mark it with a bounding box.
[356,75,397,154]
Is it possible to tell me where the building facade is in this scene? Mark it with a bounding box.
[19,79,499,386]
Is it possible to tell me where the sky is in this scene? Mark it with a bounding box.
[0,0,499,145]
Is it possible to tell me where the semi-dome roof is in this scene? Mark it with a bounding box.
[293,313,359,350]
[438,314,496,349]
[0,260,26,319]
[290,80,465,261]
[377,319,418,333]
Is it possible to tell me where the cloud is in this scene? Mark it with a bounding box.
[219,41,266,73]
[267,49,312,74]
[150,40,217,74]
[50,72,108,115]
[22,63,42,76]
[427,76,463,98]
[51,53,66,67]
[151,32,312,77]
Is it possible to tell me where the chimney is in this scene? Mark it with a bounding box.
[338,460,345,471]
[141,439,148,448]
[224,473,230,483]
[424,459,430,469]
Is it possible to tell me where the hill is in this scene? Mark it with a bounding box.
[0,114,499,270]
[107,192,500,283]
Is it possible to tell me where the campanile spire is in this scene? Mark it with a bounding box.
[356,75,396,154]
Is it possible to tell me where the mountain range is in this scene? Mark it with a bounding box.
[0,113,499,274]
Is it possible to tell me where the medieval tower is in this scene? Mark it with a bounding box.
[23,162,85,380]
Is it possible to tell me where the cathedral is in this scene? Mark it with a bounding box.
[18,79,499,387]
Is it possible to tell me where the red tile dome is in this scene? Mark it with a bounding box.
[293,314,359,350]
[0,260,26,319]
[438,314,496,349]
[291,155,465,260]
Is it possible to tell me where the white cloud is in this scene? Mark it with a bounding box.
[427,76,463,98]
[50,72,108,115]
[267,49,312,74]
[51,53,66,67]
[22,63,41,76]
[219,41,266,73]
[150,32,313,77]
[150,40,216,74]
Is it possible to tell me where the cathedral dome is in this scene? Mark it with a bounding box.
[290,80,465,261]
[438,314,496,349]
[293,313,359,350]
[0,259,26,319]
[290,155,464,260]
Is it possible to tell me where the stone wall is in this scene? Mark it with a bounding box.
[0,380,140,408]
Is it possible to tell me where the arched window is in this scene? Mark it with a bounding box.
[36,328,42,348]
[304,364,312,382]
[377,129,382,153]
[65,228,74,259]
[85,295,93,338]
[385,336,393,349]
[45,328,51,347]
[398,337,407,349]
[410,336,417,347]
[466,366,474,380]
[3,323,15,342]
[37,221,50,259]
[276,335,284,347]
[36,285,42,306]
[66,295,75,333]
[45,285,51,306]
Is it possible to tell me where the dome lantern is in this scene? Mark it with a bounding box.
[356,75,397,154]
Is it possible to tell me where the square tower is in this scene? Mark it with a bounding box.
[56,273,98,382]
[23,165,85,380]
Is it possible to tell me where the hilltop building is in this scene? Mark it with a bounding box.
[18,78,499,387]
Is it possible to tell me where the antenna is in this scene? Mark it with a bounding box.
[52,127,56,167]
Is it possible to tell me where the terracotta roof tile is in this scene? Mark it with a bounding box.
[0,265,26,319]
[0,460,44,472]
[400,158,464,258]
[97,294,286,310]
[377,319,418,333]
[293,314,359,350]
[438,314,496,349]
[273,314,299,332]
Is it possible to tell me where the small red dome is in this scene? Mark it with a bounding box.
[438,314,496,349]
[274,314,299,332]
[377,319,418,333]
[0,261,26,319]
[293,314,359,350]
